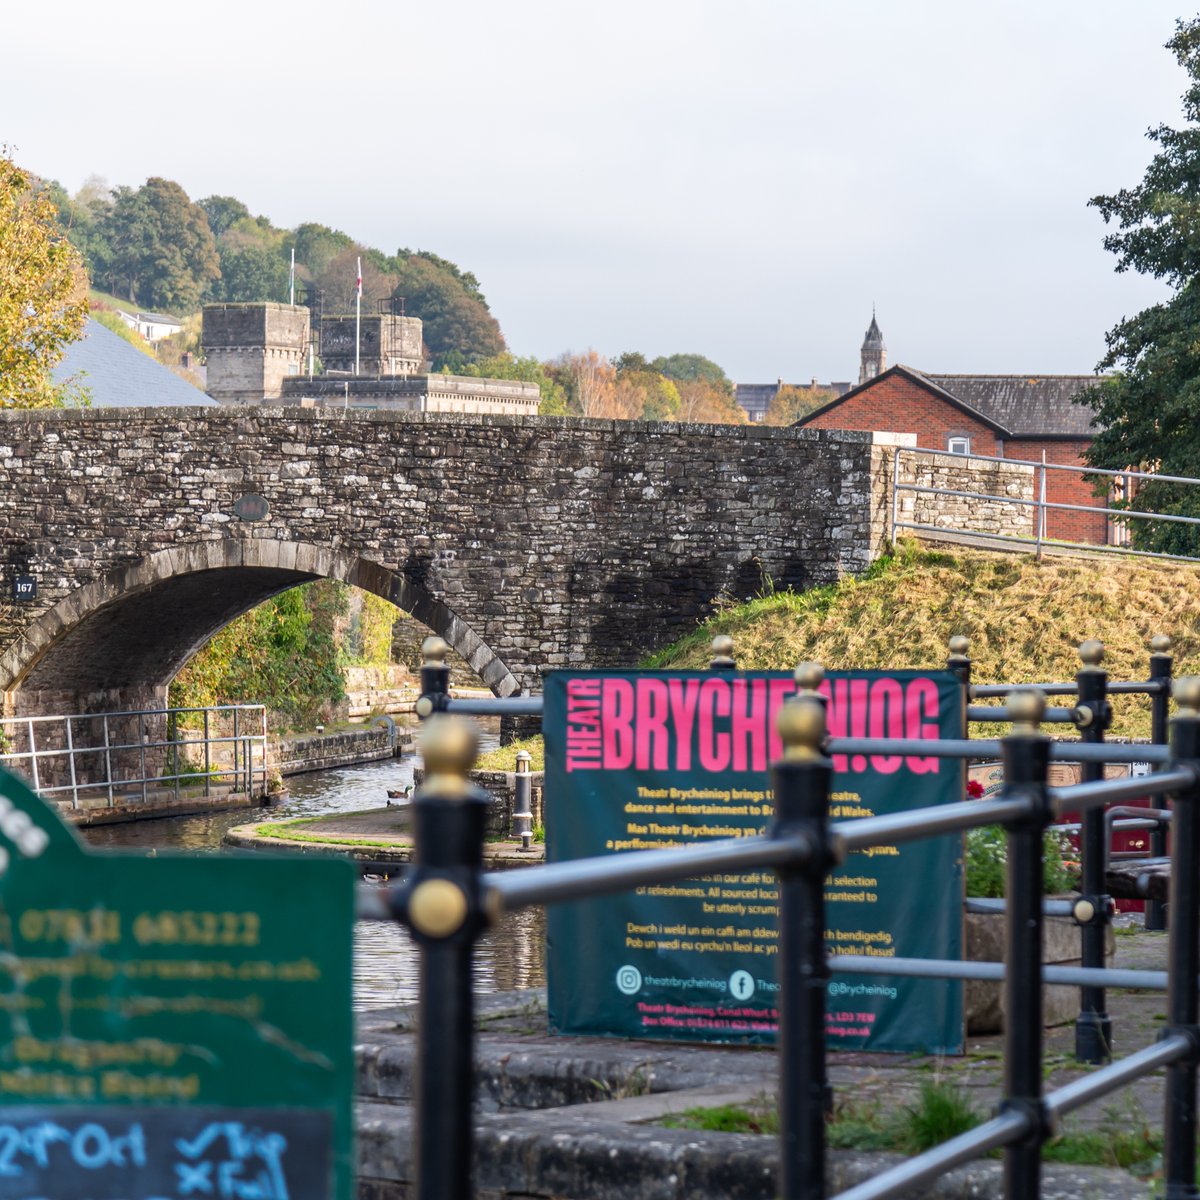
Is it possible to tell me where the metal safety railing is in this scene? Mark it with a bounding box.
[0,703,268,809]
[889,443,1200,562]
[353,634,1200,1200]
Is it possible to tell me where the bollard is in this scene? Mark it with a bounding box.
[415,636,451,720]
[1149,634,1174,931]
[1000,688,1052,1198]
[772,689,834,1200]
[946,634,971,739]
[710,633,736,671]
[1164,677,1200,1200]
[513,748,534,851]
[1074,639,1113,1063]
[389,716,491,1200]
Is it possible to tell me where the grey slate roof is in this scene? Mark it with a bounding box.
[916,371,1103,438]
[52,319,214,408]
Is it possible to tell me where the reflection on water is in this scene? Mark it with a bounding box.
[356,908,546,1010]
[79,735,547,1009]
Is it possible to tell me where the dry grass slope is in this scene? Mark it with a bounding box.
[645,539,1200,740]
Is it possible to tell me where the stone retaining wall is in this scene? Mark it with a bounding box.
[271,724,401,776]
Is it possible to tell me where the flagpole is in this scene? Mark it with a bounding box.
[289,247,295,306]
[355,256,362,377]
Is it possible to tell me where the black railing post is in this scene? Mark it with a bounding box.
[415,636,451,720]
[1164,676,1200,1200]
[390,716,491,1200]
[710,633,736,671]
[772,689,834,1200]
[1149,633,1174,932]
[1001,689,1052,1199]
[1074,639,1113,1063]
[947,634,971,739]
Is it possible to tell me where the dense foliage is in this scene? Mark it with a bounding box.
[0,152,88,407]
[1080,17,1200,552]
[169,582,349,729]
[48,172,506,364]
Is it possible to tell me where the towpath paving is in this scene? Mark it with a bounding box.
[354,920,1173,1199]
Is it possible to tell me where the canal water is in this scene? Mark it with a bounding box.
[81,742,547,1011]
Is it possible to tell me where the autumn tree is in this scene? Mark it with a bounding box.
[1079,17,1200,553]
[0,152,88,408]
[676,378,746,424]
[766,384,835,426]
[556,350,618,417]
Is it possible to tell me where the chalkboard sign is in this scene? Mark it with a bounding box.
[0,766,355,1199]
[0,1106,330,1199]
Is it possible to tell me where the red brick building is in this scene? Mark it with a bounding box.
[797,364,1108,543]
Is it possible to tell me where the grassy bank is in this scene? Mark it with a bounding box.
[644,539,1200,740]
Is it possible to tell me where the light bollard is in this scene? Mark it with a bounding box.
[513,748,534,851]
[773,689,834,1200]
[389,716,490,1200]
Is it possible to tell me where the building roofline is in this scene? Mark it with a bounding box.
[793,364,1013,437]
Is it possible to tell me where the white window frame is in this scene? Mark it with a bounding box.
[947,436,971,455]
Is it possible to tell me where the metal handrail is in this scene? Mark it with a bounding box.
[0,703,268,808]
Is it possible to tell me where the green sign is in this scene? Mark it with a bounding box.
[0,765,355,1199]
[545,670,965,1054]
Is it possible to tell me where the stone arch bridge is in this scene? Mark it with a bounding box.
[0,408,898,720]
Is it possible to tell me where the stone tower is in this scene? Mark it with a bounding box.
[202,303,310,404]
[859,311,886,385]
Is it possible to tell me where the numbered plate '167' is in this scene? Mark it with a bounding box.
[0,766,356,1200]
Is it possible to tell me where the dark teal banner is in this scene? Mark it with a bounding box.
[545,670,965,1053]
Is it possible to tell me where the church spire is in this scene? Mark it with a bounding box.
[859,308,886,384]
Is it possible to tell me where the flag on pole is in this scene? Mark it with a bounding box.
[356,257,363,298]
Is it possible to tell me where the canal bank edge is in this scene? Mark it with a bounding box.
[224,807,545,870]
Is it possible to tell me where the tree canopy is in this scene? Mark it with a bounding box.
[1080,17,1200,552]
[0,152,88,407]
[95,178,220,311]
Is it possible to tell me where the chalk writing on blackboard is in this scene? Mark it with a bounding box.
[0,1107,331,1200]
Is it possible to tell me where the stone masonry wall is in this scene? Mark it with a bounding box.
[892,451,1035,537]
[0,410,894,714]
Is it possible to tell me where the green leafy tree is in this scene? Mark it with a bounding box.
[96,178,220,311]
[651,352,733,395]
[169,581,348,728]
[0,152,89,407]
[293,222,355,287]
[199,195,251,239]
[392,253,505,364]
[449,351,568,415]
[1080,18,1200,552]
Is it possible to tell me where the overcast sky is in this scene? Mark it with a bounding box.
[4,2,1191,382]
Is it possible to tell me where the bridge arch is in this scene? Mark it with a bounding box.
[1,538,521,711]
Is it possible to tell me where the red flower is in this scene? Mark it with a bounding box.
[966,779,985,799]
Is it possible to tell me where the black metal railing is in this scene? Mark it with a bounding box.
[359,634,1200,1200]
